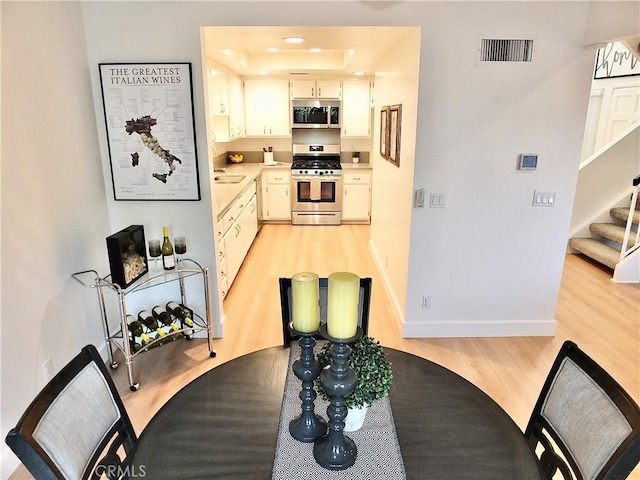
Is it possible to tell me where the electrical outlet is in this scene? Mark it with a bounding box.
[42,359,55,382]
[422,295,432,310]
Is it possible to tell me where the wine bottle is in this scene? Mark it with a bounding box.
[166,301,194,335]
[127,314,150,350]
[161,226,176,270]
[152,305,182,338]
[138,309,167,343]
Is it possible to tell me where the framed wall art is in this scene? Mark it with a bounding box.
[380,106,390,159]
[99,62,201,200]
[593,42,640,79]
[388,104,402,167]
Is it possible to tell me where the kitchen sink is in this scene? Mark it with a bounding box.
[214,175,246,184]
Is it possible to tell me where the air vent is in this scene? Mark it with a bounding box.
[477,37,535,65]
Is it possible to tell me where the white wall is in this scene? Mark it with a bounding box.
[1,3,110,476]
[369,29,421,327]
[403,2,596,336]
[2,1,638,475]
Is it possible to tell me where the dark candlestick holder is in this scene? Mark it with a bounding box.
[288,323,327,443]
[313,324,363,471]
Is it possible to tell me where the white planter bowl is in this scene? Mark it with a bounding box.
[344,404,369,431]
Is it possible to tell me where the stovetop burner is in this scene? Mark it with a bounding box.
[292,158,342,170]
[292,143,342,176]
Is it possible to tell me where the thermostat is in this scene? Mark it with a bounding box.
[518,153,538,171]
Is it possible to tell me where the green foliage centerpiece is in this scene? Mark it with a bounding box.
[315,336,393,428]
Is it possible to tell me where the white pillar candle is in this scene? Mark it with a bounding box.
[327,272,360,339]
[291,272,320,333]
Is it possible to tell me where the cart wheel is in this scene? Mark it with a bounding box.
[129,383,139,392]
[209,351,217,358]
[110,362,118,370]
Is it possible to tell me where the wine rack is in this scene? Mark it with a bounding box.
[73,259,216,391]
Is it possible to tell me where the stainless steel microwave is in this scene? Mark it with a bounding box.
[291,100,340,129]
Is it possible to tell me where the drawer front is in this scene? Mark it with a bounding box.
[237,182,257,211]
[265,171,290,184]
[223,201,243,230]
[216,219,227,240]
[344,172,371,184]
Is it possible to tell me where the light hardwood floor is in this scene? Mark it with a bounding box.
[10,224,639,479]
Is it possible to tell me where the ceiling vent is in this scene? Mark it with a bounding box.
[476,37,535,66]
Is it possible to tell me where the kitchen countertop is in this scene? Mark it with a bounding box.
[214,161,372,220]
[341,163,372,170]
[214,163,288,220]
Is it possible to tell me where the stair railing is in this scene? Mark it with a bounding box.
[620,174,640,262]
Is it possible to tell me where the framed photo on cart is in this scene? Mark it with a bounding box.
[388,104,402,167]
[99,62,201,201]
[380,106,390,159]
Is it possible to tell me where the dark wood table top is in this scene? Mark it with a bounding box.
[127,347,543,479]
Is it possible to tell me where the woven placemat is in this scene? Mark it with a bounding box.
[271,341,406,479]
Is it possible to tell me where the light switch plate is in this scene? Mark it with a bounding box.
[430,192,446,208]
[532,190,556,206]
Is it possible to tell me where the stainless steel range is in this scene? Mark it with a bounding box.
[291,143,343,225]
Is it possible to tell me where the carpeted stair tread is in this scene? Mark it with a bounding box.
[569,238,619,269]
[590,223,637,247]
[610,207,640,225]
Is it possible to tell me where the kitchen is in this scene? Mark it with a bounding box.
[204,26,418,319]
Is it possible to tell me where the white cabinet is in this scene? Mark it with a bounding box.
[244,79,290,136]
[215,234,229,300]
[342,171,371,222]
[207,64,229,115]
[227,75,245,140]
[262,170,291,221]
[208,63,245,142]
[291,80,342,99]
[342,80,372,137]
[218,183,258,289]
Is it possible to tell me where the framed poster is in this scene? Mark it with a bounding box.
[388,104,402,167]
[380,106,390,159]
[594,42,640,79]
[99,63,201,200]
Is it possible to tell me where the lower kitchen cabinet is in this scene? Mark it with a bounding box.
[217,182,258,297]
[262,170,291,221]
[342,171,371,223]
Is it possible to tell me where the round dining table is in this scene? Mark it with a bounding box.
[126,347,543,479]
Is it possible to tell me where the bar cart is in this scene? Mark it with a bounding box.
[73,259,216,391]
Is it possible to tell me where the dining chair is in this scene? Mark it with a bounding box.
[524,340,640,480]
[5,344,138,480]
[279,276,372,346]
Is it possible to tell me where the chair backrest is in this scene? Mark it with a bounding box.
[5,345,137,480]
[279,277,372,346]
[524,340,640,480]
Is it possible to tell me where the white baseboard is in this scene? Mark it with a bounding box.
[368,239,405,332]
[402,318,557,338]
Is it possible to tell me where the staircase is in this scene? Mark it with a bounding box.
[569,180,640,274]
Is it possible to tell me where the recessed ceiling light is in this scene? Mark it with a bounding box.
[353,71,366,76]
[258,70,270,75]
[267,47,279,53]
[310,48,321,53]
[283,37,305,44]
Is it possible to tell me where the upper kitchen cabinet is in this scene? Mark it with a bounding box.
[207,64,230,115]
[291,80,342,100]
[342,80,373,137]
[244,79,291,137]
[207,63,245,142]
